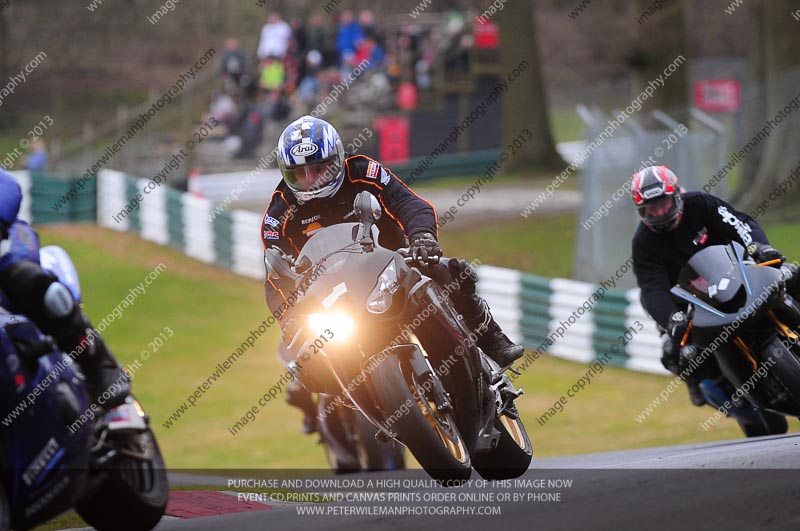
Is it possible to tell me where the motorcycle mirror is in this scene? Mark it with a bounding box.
[354,191,382,223]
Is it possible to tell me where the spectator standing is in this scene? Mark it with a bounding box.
[295,50,324,110]
[258,13,293,60]
[306,12,328,55]
[359,9,378,40]
[336,10,364,65]
[25,139,48,172]
[291,17,308,58]
[354,35,385,70]
[259,56,286,92]
[221,37,248,90]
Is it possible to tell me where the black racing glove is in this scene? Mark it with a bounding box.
[409,232,442,266]
[747,242,784,264]
[666,310,688,341]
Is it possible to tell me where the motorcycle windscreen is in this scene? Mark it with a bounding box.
[676,244,746,311]
[297,223,378,275]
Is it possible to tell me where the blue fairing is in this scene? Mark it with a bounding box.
[0,220,40,274]
[0,170,22,226]
[0,312,92,527]
[40,246,82,304]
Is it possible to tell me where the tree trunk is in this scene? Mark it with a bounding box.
[497,0,564,172]
[734,0,800,212]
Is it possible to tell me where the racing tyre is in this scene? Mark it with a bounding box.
[76,429,168,531]
[737,409,789,437]
[473,411,533,480]
[369,353,471,485]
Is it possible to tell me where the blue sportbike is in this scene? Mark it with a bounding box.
[0,246,167,531]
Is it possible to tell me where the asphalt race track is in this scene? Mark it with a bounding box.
[85,434,798,531]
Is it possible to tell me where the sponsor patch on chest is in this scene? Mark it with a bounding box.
[693,227,709,246]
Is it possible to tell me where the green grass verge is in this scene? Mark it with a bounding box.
[32,512,86,531]
[439,213,578,278]
[413,167,577,192]
[549,107,586,144]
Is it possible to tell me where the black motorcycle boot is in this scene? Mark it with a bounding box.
[53,310,131,410]
[286,379,318,434]
[456,294,524,370]
[685,377,706,407]
[445,258,523,370]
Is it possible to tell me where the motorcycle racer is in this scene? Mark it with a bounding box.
[261,115,524,432]
[630,165,800,405]
[0,170,130,409]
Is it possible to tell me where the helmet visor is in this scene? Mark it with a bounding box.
[281,157,342,194]
[637,195,680,231]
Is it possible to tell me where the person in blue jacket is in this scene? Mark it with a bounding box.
[0,170,130,409]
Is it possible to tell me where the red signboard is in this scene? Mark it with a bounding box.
[374,116,410,164]
[694,79,741,113]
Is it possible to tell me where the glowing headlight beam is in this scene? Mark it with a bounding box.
[308,312,355,341]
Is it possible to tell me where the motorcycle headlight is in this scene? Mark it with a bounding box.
[308,312,355,341]
[366,262,400,314]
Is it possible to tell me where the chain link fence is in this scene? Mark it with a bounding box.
[573,105,726,288]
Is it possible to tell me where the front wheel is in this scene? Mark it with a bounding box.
[761,336,800,414]
[473,412,533,480]
[737,409,789,437]
[76,429,168,531]
[368,353,471,484]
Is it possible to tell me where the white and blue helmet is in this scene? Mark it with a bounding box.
[277,115,345,202]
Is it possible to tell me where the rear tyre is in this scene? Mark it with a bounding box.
[473,412,533,480]
[369,354,471,484]
[76,429,168,531]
